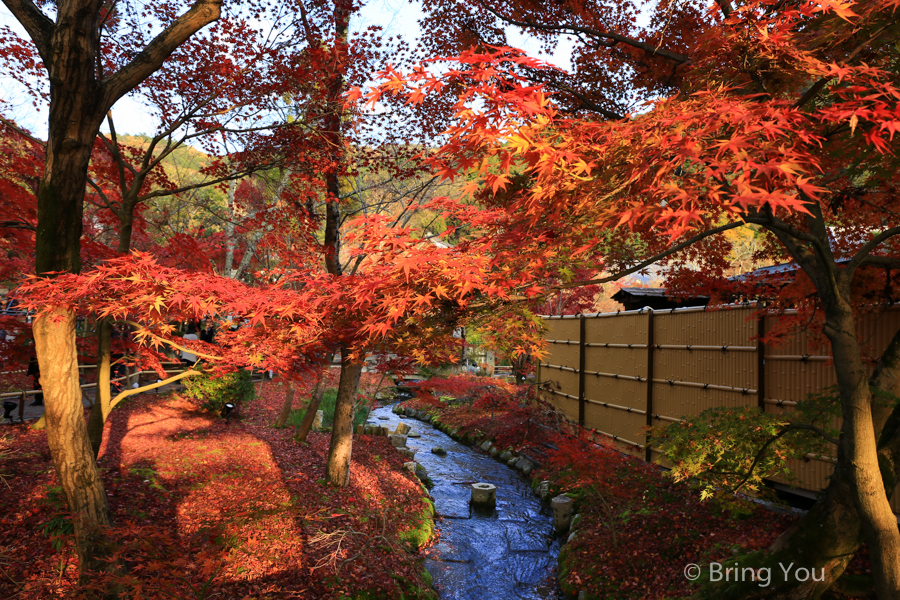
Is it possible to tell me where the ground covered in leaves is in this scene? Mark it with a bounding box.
[0,375,435,599]
[400,375,873,600]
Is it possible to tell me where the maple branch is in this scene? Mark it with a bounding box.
[846,227,900,276]
[794,22,893,109]
[84,177,118,216]
[122,322,224,362]
[0,220,35,231]
[108,369,202,412]
[752,210,844,301]
[856,257,900,270]
[104,111,134,193]
[0,0,53,60]
[477,2,690,64]
[803,200,836,264]
[531,76,625,120]
[136,167,277,202]
[731,424,839,495]
[550,221,746,291]
[102,0,223,109]
[0,115,45,148]
[746,210,832,267]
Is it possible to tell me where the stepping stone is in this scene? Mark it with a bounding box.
[378,416,389,420]
[431,447,447,456]
[408,429,421,438]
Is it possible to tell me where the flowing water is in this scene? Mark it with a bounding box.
[370,405,563,600]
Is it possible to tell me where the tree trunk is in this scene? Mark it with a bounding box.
[7,0,220,586]
[34,308,116,580]
[34,50,114,583]
[274,382,295,428]
[224,178,237,277]
[823,301,900,598]
[702,323,900,599]
[325,358,363,487]
[295,372,327,443]
[87,318,113,458]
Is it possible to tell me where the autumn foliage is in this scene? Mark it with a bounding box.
[0,379,434,599]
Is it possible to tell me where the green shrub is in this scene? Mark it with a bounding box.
[183,369,255,414]
[38,485,74,551]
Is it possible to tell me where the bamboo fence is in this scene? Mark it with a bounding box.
[537,304,900,512]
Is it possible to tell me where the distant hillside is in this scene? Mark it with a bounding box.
[112,134,213,180]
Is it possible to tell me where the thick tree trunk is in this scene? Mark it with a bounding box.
[824,302,900,598]
[7,0,220,587]
[35,66,115,586]
[274,382,295,428]
[703,322,900,599]
[34,308,116,580]
[295,373,327,443]
[325,359,363,487]
[87,318,113,458]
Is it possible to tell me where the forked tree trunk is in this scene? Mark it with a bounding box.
[295,372,327,443]
[87,318,113,458]
[274,382,295,429]
[703,321,900,599]
[5,0,220,587]
[824,301,900,598]
[34,308,116,579]
[325,359,363,486]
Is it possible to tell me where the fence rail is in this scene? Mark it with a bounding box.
[537,304,900,512]
[1,362,185,422]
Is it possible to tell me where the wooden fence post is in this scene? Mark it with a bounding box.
[645,309,655,462]
[757,304,766,411]
[578,314,586,427]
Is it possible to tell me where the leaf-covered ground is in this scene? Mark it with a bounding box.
[0,375,435,599]
[400,376,873,600]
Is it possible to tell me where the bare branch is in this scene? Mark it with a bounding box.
[0,0,53,59]
[0,220,35,231]
[846,226,900,276]
[102,0,222,109]
[551,221,746,292]
[0,115,45,147]
[477,1,690,64]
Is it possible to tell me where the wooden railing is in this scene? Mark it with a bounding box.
[1,362,185,423]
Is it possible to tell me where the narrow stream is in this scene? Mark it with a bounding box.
[371,406,563,600]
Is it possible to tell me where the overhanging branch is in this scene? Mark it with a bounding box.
[549,221,746,292]
[109,369,202,412]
